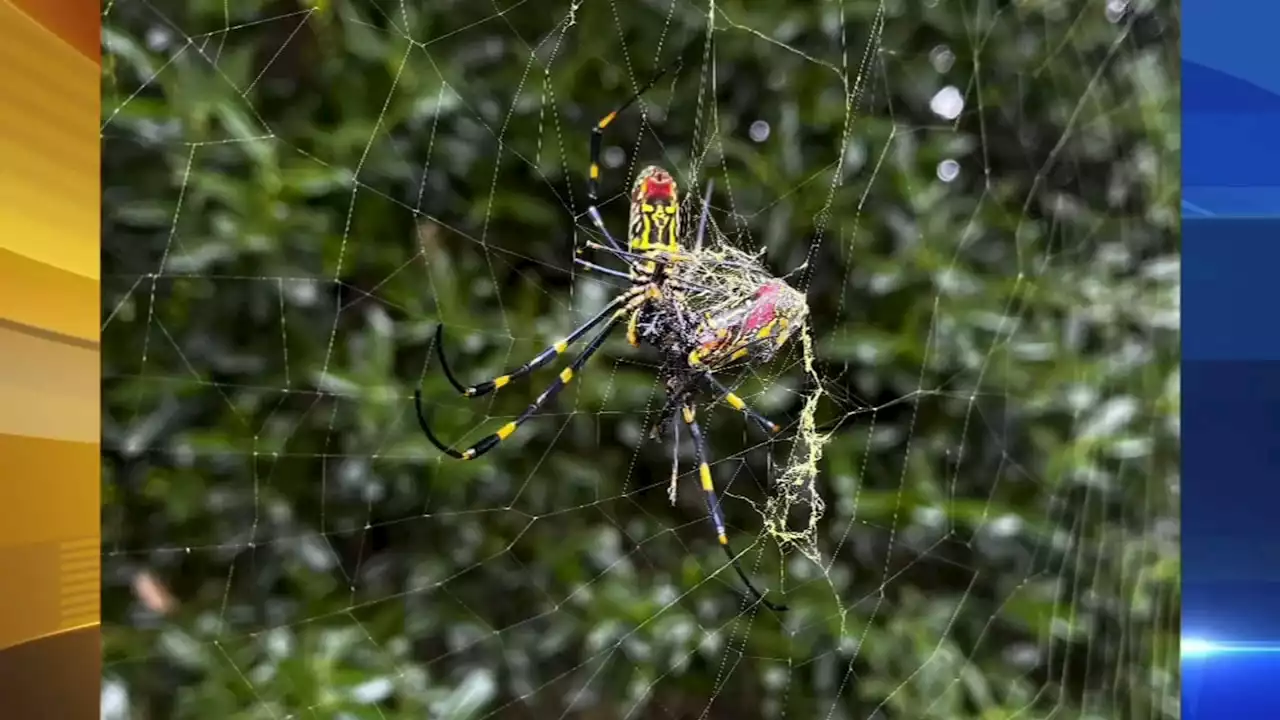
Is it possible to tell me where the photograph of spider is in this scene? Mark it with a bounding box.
[414,67,810,613]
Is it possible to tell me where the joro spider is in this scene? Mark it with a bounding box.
[415,62,808,612]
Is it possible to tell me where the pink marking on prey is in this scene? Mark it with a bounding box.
[742,282,782,333]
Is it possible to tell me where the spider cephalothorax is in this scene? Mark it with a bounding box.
[416,63,808,612]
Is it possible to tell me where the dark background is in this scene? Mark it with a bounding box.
[100,0,1180,717]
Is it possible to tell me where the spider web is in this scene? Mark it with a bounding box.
[100,0,1181,718]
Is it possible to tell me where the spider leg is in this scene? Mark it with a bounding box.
[417,310,625,461]
[648,396,679,440]
[681,404,788,612]
[588,60,683,204]
[626,306,643,347]
[434,286,643,398]
[667,416,680,505]
[585,51,687,255]
[694,179,714,251]
[574,257,633,282]
[702,373,782,435]
[584,206,628,255]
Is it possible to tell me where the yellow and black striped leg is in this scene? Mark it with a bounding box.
[585,54,685,253]
[416,314,623,461]
[703,373,782,435]
[435,288,639,398]
[585,109,628,255]
[681,404,788,612]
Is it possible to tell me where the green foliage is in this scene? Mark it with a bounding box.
[102,0,1179,718]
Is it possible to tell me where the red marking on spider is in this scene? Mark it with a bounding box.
[639,173,675,202]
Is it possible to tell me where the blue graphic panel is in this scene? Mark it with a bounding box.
[1182,0,1280,709]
